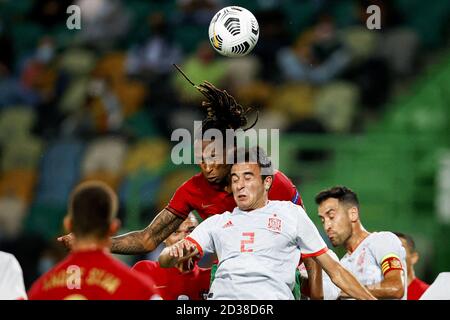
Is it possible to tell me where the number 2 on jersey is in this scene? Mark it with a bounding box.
[240,232,255,252]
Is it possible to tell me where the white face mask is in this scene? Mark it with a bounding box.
[38,257,55,275]
[36,45,55,64]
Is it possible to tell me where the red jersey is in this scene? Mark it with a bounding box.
[407,278,429,300]
[166,170,303,220]
[28,249,159,300]
[133,260,210,300]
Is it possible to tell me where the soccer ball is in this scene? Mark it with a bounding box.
[208,6,259,57]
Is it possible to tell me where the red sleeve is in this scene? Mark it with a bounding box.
[268,171,304,207]
[131,271,161,300]
[166,180,193,219]
[132,260,159,275]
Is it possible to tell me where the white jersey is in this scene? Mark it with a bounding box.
[340,232,407,299]
[187,200,328,300]
[0,251,27,300]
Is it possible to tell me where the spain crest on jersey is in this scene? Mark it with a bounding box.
[267,215,282,233]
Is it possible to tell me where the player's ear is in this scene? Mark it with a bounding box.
[63,215,72,233]
[349,206,359,222]
[109,218,121,236]
[411,251,419,266]
[264,176,273,191]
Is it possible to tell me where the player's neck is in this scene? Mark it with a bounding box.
[72,238,111,253]
[407,267,416,285]
[345,227,370,254]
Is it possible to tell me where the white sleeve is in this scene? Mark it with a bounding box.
[295,205,328,259]
[0,254,27,300]
[186,215,219,256]
[372,232,405,265]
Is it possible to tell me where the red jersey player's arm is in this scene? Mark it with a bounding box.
[110,181,193,255]
[111,208,184,254]
[365,270,404,299]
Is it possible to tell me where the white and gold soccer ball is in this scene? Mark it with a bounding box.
[208,6,259,57]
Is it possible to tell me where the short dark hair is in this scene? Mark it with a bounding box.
[69,181,117,239]
[393,232,416,252]
[234,146,273,179]
[315,186,359,209]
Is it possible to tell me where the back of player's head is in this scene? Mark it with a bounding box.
[234,145,273,179]
[315,186,359,209]
[393,232,416,252]
[68,181,118,239]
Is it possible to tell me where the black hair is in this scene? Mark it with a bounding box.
[69,182,116,239]
[315,186,359,209]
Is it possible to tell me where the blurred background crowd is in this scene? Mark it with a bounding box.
[0,0,449,289]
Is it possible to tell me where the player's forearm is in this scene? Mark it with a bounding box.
[331,266,376,300]
[111,230,153,255]
[111,209,184,255]
[304,258,323,300]
[366,279,404,299]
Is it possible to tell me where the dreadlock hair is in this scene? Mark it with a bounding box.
[196,81,258,134]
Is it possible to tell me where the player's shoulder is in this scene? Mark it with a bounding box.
[205,210,232,224]
[371,231,401,243]
[0,251,17,266]
[174,173,202,193]
[368,231,403,249]
[269,199,304,211]
[132,260,159,273]
[272,170,295,187]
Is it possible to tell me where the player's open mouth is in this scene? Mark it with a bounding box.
[238,195,247,200]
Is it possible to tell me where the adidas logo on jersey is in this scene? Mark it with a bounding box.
[222,220,234,228]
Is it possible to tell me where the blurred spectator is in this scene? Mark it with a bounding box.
[29,0,73,29]
[173,41,227,104]
[126,12,183,80]
[177,0,221,26]
[76,0,131,50]
[253,8,290,81]
[277,15,351,84]
[0,19,14,72]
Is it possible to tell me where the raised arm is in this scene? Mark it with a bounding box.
[159,239,199,268]
[314,252,376,300]
[110,208,185,254]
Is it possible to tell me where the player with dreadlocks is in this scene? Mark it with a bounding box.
[57,71,321,298]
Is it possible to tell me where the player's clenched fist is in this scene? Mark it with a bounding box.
[169,239,197,259]
[57,233,75,249]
